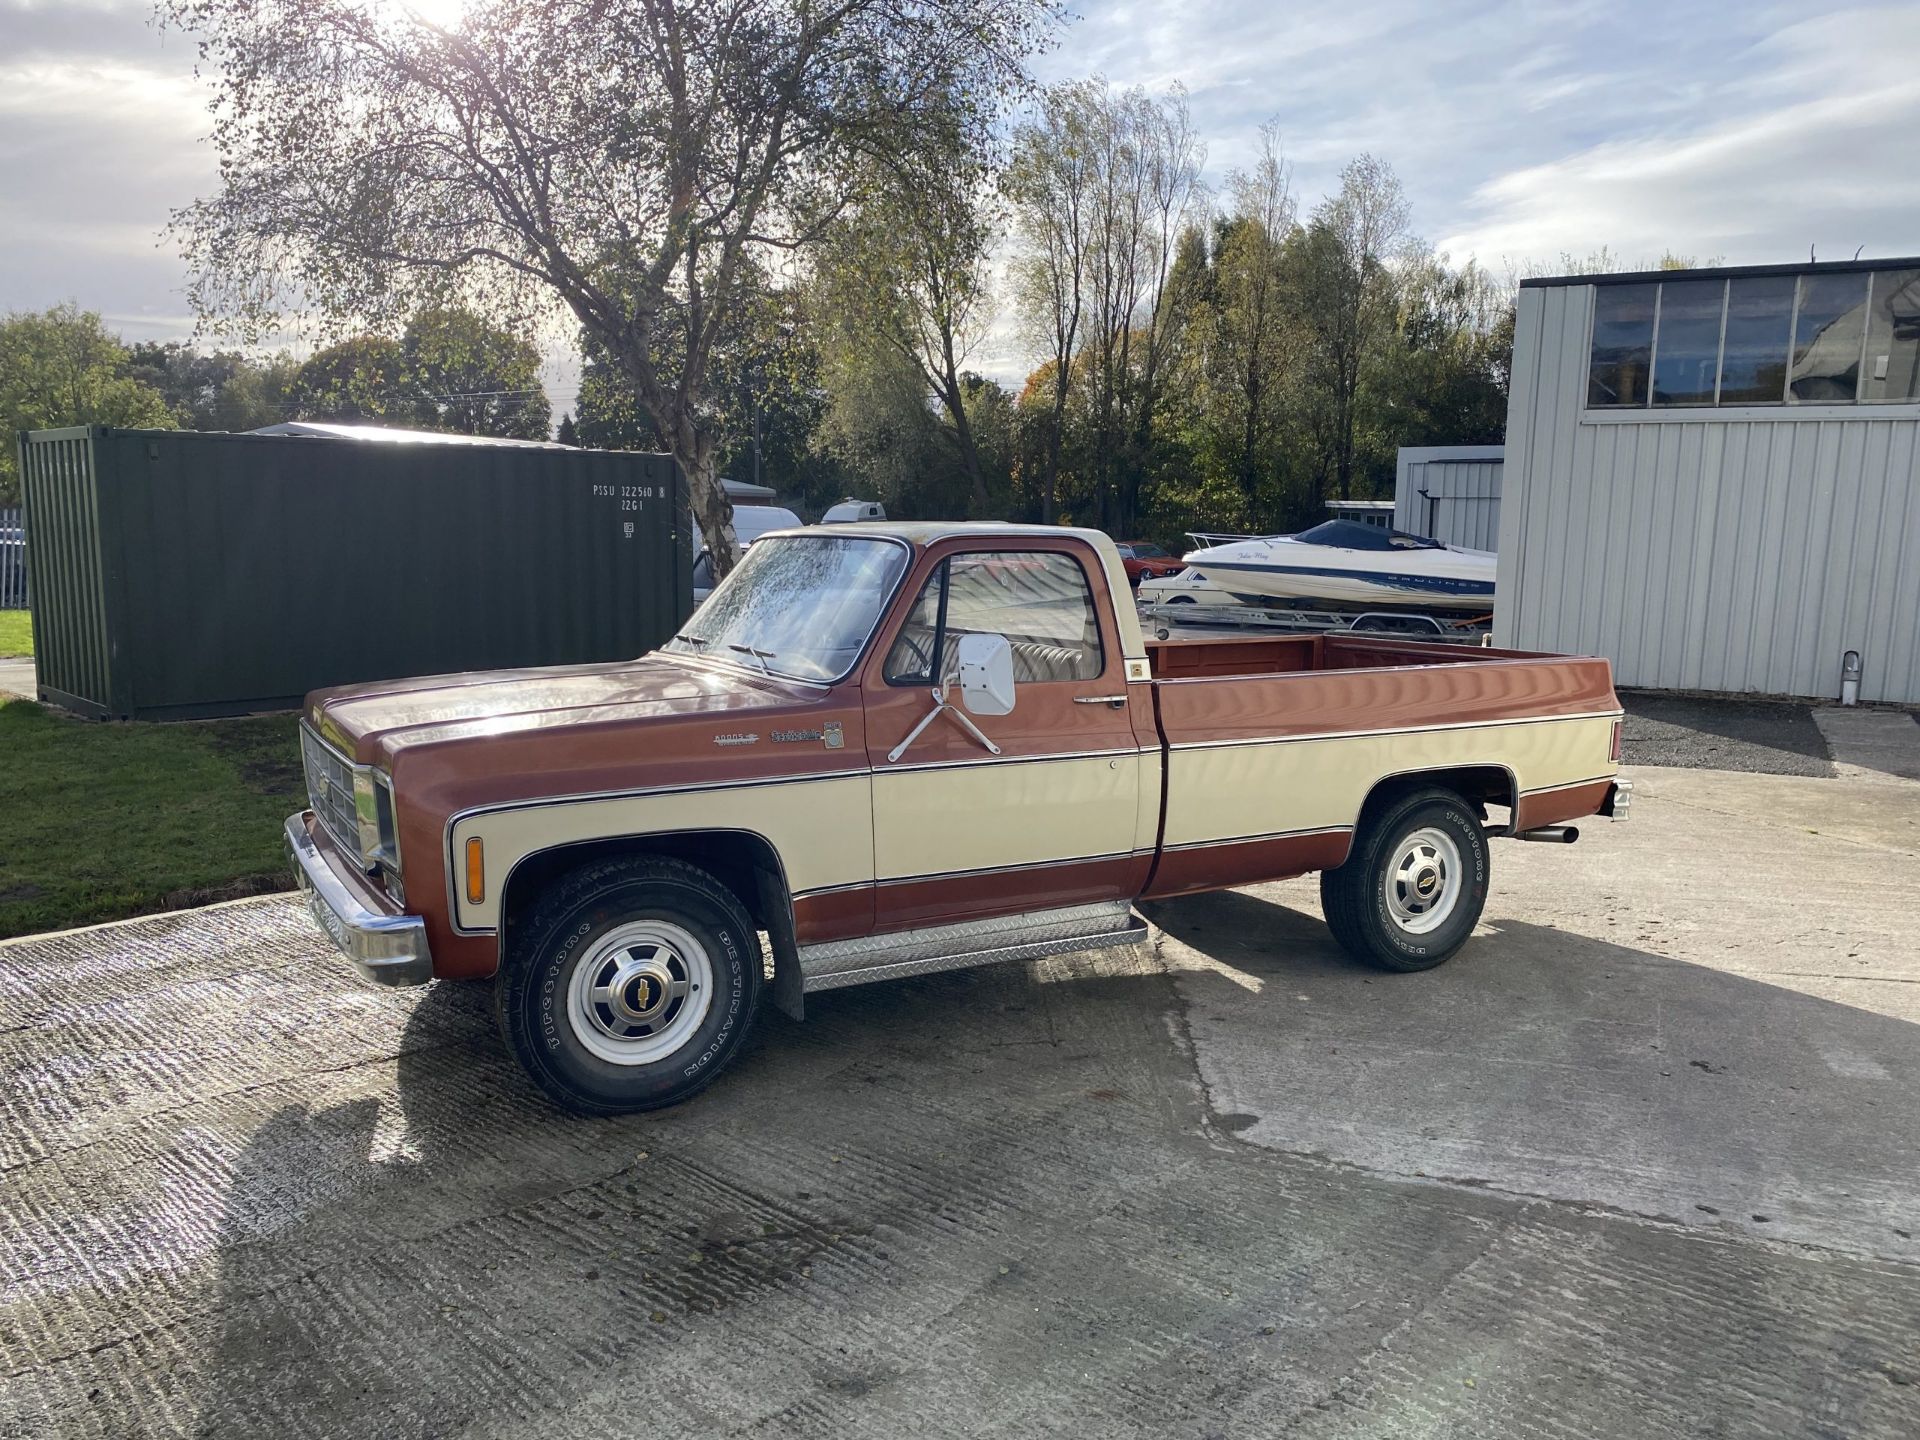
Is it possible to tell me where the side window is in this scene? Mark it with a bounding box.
[883,551,1105,685]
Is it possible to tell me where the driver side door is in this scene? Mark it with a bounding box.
[861,544,1145,932]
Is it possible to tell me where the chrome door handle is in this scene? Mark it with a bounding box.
[1073,694,1128,706]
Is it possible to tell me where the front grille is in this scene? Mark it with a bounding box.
[301,724,361,860]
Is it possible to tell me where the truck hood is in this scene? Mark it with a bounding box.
[309,655,818,762]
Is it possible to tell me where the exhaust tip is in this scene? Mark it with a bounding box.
[1516,825,1580,844]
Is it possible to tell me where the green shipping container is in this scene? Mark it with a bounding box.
[16,426,690,720]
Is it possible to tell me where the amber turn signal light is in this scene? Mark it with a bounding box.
[464,837,485,904]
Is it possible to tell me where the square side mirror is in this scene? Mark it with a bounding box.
[953,632,1016,716]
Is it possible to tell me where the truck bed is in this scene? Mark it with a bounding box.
[1139,631,1623,899]
[1147,631,1534,680]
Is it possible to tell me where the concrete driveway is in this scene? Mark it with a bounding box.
[3,761,1918,1438]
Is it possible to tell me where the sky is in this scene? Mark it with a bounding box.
[3,0,1919,406]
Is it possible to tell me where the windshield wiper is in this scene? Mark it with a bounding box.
[672,631,711,649]
[726,643,776,676]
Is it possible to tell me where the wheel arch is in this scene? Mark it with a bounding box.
[1353,763,1518,837]
[498,827,804,1019]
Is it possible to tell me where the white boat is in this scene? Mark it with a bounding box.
[1184,520,1496,614]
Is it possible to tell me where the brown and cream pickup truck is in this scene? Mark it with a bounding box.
[289,523,1630,1113]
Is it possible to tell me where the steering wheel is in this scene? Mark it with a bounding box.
[895,628,935,679]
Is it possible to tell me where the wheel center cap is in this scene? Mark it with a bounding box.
[609,955,674,1023]
[1414,868,1440,897]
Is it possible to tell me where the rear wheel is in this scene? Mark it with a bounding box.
[496,855,762,1114]
[1320,787,1488,972]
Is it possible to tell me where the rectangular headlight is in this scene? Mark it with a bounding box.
[353,768,401,874]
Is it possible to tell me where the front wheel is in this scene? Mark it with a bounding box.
[496,855,762,1114]
[1320,788,1489,972]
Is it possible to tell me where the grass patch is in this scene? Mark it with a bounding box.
[0,610,31,657]
[0,700,303,938]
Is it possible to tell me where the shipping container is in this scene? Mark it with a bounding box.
[15,426,689,720]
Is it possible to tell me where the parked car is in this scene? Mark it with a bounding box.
[1137,565,1233,606]
[691,503,804,603]
[289,523,1630,1114]
[821,498,887,524]
[1114,540,1185,584]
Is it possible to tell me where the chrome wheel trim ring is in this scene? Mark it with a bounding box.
[1385,826,1463,936]
[566,920,714,1066]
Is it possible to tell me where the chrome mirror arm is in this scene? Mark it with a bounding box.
[943,703,1002,757]
[885,685,1003,764]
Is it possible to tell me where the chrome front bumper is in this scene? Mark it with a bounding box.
[285,813,434,987]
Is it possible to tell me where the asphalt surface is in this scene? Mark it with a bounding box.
[1620,690,1837,776]
[4,759,1920,1438]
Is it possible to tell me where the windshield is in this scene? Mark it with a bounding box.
[666,534,909,683]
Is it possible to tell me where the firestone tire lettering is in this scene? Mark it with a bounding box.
[494,855,763,1116]
[1319,787,1490,975]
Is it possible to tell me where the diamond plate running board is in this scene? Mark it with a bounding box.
[799,901,1149,994]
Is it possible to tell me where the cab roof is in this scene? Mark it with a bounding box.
[806,520,1115,547]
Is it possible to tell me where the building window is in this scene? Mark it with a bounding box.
[1587,265,1919,411]
[1717,275,1795,403]
[1651,280,1724,406]
[1587,284,1656,407]
[1789,273,1868,402]
[1862,268,1920,402]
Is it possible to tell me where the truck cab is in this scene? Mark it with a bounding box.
[289,523,1628,1114]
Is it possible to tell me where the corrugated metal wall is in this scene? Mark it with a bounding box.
[1394,447,1503,550]
[19,427,690,719]
[1497,283,1920,704]
[16,430,114,709]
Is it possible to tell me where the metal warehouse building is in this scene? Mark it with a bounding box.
[1394,446,1504,551]
[1497,256,1920,706]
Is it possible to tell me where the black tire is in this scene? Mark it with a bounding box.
[495,855,762,1115]
[1320,787,1489,972]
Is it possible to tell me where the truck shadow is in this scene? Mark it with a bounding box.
[181,894,1920,1435]
[1143,885,1920,1255]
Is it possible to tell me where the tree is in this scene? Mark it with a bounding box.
[0,305,176,503]
[163,0,1057,577]
[287,336,410,423]
[282,312,551,434]
[1006,80,1099,521]
[555,412,579,447]
[575,265,844,509]
[402,308,550,438]
[811,112,1000,517]
[1205,125,1295,504]
[1287,154,1411,505]
[1005,80,1203,533]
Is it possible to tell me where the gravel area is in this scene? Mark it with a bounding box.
[1621,691,1836,777]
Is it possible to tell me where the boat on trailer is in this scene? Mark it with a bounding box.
[1183,519,1496,614]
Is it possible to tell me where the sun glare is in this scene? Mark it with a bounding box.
[381,0,469,32]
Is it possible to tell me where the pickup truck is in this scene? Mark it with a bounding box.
[288,523,1630,1114]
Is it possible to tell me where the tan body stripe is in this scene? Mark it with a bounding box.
[449,715,1617,933]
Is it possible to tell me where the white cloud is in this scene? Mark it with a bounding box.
[1439,6,1920,272]
[3,0,1916,399]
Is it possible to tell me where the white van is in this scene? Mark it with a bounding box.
[692,504,804,603]
[820,498,886,525]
